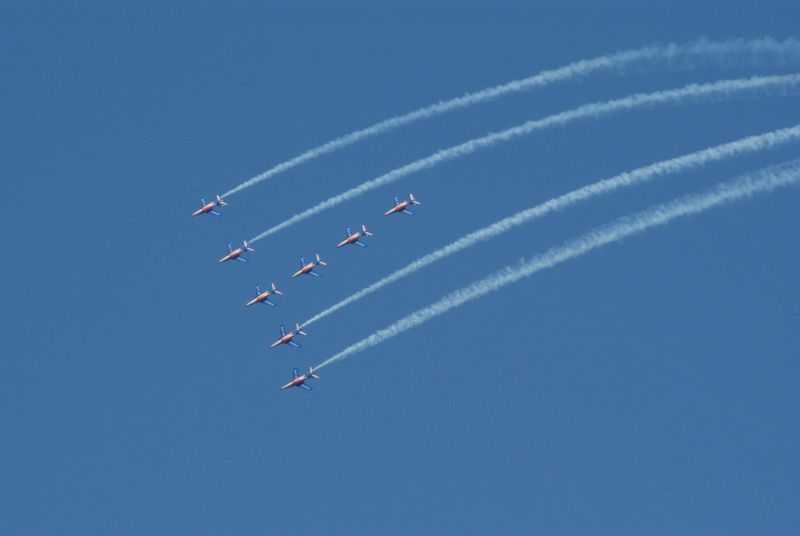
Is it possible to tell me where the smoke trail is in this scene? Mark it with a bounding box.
[302,124,800,327]
[223,37,800,197]
[250,74,800,243]
[314,159,800,370]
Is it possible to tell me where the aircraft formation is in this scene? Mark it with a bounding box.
[192,193,422,391]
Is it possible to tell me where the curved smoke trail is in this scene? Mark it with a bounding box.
[302,124,800,328]
[314,159,800,370]
[223,37,800,197]
[251,74,800,242]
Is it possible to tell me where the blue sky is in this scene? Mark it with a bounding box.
[2,1,800,534]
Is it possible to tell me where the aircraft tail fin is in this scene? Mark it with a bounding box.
[244,240,255,252]
[216,195,228,206]
[362,224,372,236]
[410,193,421,205]
[309,366,320,379]
[316,253,327,266]
[271,282,283,295]
[296,323,308,336]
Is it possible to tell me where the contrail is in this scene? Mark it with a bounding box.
[223,37,800,197]
[302,124,800,328]
[314,159,800,370]
[250,74,800,243]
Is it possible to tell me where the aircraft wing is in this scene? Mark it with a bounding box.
[402,208,414,215]
[288,340,301,348]
[292,367,299,378]
[236,257,248,263]
[300,383,312,390]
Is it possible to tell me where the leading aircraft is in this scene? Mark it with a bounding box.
[218,241,255,264]
[246,282,283,307]
[281,366,319,391]
[291,254,327,278]
[336,224,373,248]
[192,195,228,217]
[384,193,421,216]
[270,323,307,348]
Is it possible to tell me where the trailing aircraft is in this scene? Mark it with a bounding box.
[192,195,228,217]
[384,193,421,216]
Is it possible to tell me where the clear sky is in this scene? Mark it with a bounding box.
[2,1,799,534]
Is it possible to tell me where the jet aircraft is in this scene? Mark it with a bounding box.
[270,323,307,348]
[336,225,373,248]
[384,193,421,216]
[246,282,283,307]
[218,241,255,264]
[281,366,319,391]
[291,254,327,278]
[192,195,228,217]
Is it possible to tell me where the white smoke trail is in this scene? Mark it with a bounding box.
[223,37,800,197]
[302,124,800,327]
[314,159,800,370]
[250,74,800,242]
